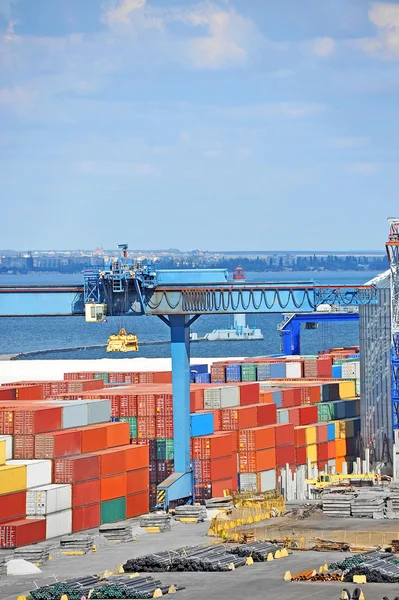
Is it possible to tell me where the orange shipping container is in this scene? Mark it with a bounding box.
[100,473,127,501]
[96,447,127,477]
[191,432,233,460]
[126,490,149,518]
[210,455,236,481]
[125,445,149,470]
[335,438,346,457]
[127,468,149,495]
[239,448,276,473]
[239,426,276,452]
[81,422,130,453]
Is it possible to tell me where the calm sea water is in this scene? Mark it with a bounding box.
[0,271,381,359]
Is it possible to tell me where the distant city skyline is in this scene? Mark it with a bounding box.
[1,0,398,249]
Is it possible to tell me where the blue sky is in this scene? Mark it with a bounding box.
[0,0,398,251]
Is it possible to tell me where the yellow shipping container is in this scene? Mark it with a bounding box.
[0,464,26,494]
[0,440,6,467]
[305,425,316,445]
[306,444,318,463]
[334,420,346,439]
[339,381,356,399]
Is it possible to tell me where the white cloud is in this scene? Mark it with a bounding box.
[312,37,335,57]
[355,2,399,59]
[349,162,379,175]
[104,0,147,26]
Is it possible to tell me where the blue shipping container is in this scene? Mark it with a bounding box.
[272,390,283,409]
[194,373,211,384]
[226,364,242,382]
[191,364,208,374]
[327,423,335,441]
[332,365,342,379]
[190,412,214,437]
[270,363,286,378]
[257,364,271,380]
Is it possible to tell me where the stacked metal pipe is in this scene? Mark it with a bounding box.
[230,541,283,561]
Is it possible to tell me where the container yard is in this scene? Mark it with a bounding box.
[0,352,398,600]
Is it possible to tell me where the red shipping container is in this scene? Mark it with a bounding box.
[137,394,156,417]
[0,410,14,434]
[239,383,260,406]
[13,435,34,459]
[294,426,307,447]
[239,426,276,452]
[220,406,258,431]
[35,430,81,459]
[152,372,172,384]
[127,468,148,495]
[155,394,173,416]
[210,455,236,481]
[100,474,127,501]
[190,389,204,412]
[191,432,233,460]
[0,388,15,401]
[15,385,44,400]
[97,447,127,477]
[155,415,173,438]
[316,423,328,444]
[13,407,62,435]
[0,491,26,523]
[317,356,333,378]
[284,408,300,426]
[137,417,156,440]
[299,405,318,426]
[54,455,100,484]
[125,445,149,470]
[256,403,277,426]
[212,477,237,497]
[274,423,295,446]
[126,491,149,518]
[317,442,329,463]
[282,389,301,408]
[275,445,296,468]
[0,518,46,548]
[72,504,100,533]
[295,446,307,465]
[72,480,100,507]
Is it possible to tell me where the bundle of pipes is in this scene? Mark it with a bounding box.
[230,541,283,561]
[30,574,180,600]
[123,544,246,572]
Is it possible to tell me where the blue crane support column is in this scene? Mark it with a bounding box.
[156,314,194,509]
[281,320,301,355]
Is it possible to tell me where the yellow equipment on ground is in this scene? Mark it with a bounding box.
[106,328,139,353]
[305,472,386,490]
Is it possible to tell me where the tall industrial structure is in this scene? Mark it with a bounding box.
[360,218,399,469]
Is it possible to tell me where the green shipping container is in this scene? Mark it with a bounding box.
[241,364,257,382]
[120,417,137,439]
[318,402,336,422]
[101,497,126,524]
[94,373,109,383]
[156,439,174,460]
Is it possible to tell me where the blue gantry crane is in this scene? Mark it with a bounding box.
[0,247,377,509]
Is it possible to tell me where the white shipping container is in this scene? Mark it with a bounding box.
[7,459,52,489]
[62,401,89,429]
[259,469,276,492]
[45,509,72,539]
[277,410,289,424]
[87,399,111,424]
[26,484,72,516]
[0,435,13,460]
[219,386,240,408]
[285,362,302,379]
[239,473,257,492]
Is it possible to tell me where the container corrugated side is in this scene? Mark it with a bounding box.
[46,509,72,539]
[62,402,88,429]
[87,399,111,425]
[26,484,72,515]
